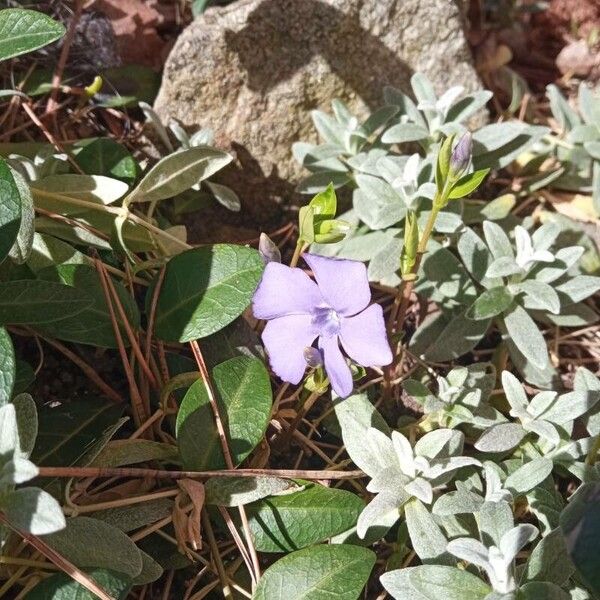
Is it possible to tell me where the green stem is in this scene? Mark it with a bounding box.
[290,240,306,268]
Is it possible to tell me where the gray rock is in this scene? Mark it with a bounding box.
[155,0,483,232]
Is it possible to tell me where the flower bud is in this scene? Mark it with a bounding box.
[304,347,323,368]
[400,211,419,276]
[449,132,472,179]
[258,233,281,264]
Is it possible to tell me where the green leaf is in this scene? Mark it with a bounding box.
[9,169,34,264]
[245,482,364,552]
[0,9,65,61]
[466,287,513,320]
[504,458,553,495]
[205,476,300,507]
[382,122,429,144]
[253,544,375,600]
[24,568,131,600]
[519,280,561,315]
[90,498,174,533]
[44,516,143,579]
[32,397,124,468]
[474,423,526,453]
[128,146,232,203]
[560,482,600,596]
[0,327,14,406]
[12,393,37,458]
[523,528,574,586]
[75,138,139,185]
[381,565,491,600]
[27,233,90,273]
[3,487,65,535]
[503,304,549,370]
[436,134,455,192]
[176,356,272,470]
[0,279,91,325]
[309,182,337,219]
[423,308,490,362]
[34,264,140,348]
[153,244,263,342]
[448,169,490,199]
[90,439,179,468]
[404,498,449,562]
[0,157,21,264]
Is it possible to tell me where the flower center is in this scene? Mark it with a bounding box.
[311,306,341,338]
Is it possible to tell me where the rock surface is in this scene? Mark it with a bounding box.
[154,0,483,238]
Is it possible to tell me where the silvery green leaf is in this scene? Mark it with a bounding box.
[9,169,34,264]
[356,487,405,540]
[480,500,514,547]
[540,390,599,425]
[578,82,600,124]
[504,458,553,495]
[367,237,402,281]
[501,371,529,414]
[12,393,37,459]
[427,457,482,480]
[528,391,558,418]
[129,146,232,203]
[574,367,600,436]
[3,487,66,535]
[523,419,560,446]
[139,101,173,152]
[405,477,434,504]
[355,173,406,207]
[33,174,129,205]
[503,305,549,370]
[429,206,464,234]
[475,423,526,453]
[331,99,354,126]
[362,105,399,136]
[584,140,600,159]
[567,124,599,143]
[531,222,560,252]
[353,187,405,230]
[293,142,341,166]
[483,221,514,259]
[168,119,190,148]
[518,581,571,600]
[533,246,584,283]
[404,498,449,562]
[556,276,600,304]
[546,85,581,131]
[296,171,350,194]
[0,403,17,456]
[1,456,38,485]
[486,256,522,278]
[189,127,214,146]
[458,227,498,287]
[381,565,491,600]
[537,303,599,327]
[447,91,493,124]
[467,287,514,321]
[382,122,430,144]
[383,85,428,129]
[472,122,536,168]
[499,524,538,562]
[311,110,347,146]
[518,280,561,314]
[205,181,241,212]
[523,528,574,586]
[334,393,391,477]
[415,429,464,459]
[433,489,484,516]
[446,537,491,570]
[411,72,437,105]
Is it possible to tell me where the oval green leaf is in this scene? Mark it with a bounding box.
[0,157,22,264]
[0,279,91,325]
[128,145,232,203]
[253,544,376,600]
[153,244,263,342]
[466,286,513,321]
[176,356,272,470]
[0,327,14,406]
[0,9,65,61]
[34,264,140,348]
[75,138,139,185]
[245,482,364,552]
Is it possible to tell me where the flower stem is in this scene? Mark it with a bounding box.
[290,240,306,268]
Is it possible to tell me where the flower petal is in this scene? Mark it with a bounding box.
[262,314,318,384]
[303,253,371,316]
[319,335,353,398]
[339,305,392,367]
[252,262,323,319]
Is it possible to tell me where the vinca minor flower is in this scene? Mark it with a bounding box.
[252,253,392,397]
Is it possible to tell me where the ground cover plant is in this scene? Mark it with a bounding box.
[0,4,598,600]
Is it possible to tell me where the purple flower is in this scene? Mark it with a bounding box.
[252,253,393,398]
[449,132,472,178]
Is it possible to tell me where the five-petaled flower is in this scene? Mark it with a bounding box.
[252,253,392,398]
